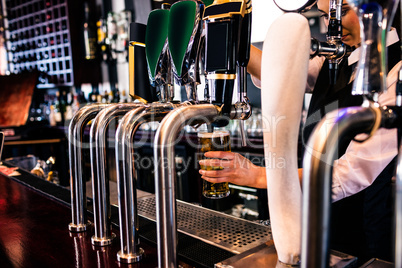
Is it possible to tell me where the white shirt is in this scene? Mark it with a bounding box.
[252,29,401,201]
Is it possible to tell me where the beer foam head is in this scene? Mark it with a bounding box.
[197,130,230,138]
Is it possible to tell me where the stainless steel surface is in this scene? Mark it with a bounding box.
[115,102,177,263]
[138,195,271,254]
[89,103,142,246]
[301,105,379,268]
[153,104,220,268]
[68,103,108,232]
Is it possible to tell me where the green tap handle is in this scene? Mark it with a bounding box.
[145,9,169,79]
[168,1,197,77]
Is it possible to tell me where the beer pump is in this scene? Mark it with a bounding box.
[168,0,205,101]
[89,22,153,247]
[146,5,175,102]
[203,0,253,139]
[310,0,351,85]
[115,2,205,263]
[68,21,152,236]
[89,103,143,247]
[153,1,253,267]
[115,8,172,263]
[275,0,349,85]
[301,0,401,267]
[68,104,107,232]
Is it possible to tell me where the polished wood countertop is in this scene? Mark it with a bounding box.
[0,171,160,268]
[0,164,237,268]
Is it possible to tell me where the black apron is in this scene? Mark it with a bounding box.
[302,42,400,264]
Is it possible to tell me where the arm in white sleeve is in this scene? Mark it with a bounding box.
[250,55,325,92]
[331,61,401,202]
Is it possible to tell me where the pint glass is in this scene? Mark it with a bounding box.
[198,130,231,199]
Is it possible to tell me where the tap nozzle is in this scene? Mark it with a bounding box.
[310,0,349,85]
[203,0,252,121]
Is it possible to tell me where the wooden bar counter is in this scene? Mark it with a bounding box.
[0,163,240,268]
[0,162,362,268]
[0,168,159,268]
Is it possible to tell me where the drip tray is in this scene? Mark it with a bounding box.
[138,195,272,254]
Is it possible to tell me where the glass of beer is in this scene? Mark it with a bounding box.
[198,130,231,199]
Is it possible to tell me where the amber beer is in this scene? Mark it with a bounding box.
[198,130,231,199]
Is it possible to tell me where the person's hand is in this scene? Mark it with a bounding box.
[198,151,267,189]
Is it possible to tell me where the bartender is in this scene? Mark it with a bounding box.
[199,0,401,264]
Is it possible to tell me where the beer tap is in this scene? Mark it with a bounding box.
[301,1,400,267]
[89,21,151,247]
[114,3,199,262]
[68,103,108,232]
[168,0,205,102]
[310,0,351,84]
[146,6,174,102]
[115,102,183,264]
[154,104,221,268]
[275,0,349,85]
[203,0,253,135]
[89,103,144,247]
[152,1,254,267]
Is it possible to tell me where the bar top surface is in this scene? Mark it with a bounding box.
[0,172,160,268]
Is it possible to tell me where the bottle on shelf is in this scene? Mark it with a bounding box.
[49,105,57,126]
[53,91,62,124]
[64,91,73,121]
[83,1,97,60]
[88,84,99,103]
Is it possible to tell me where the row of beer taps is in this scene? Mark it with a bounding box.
[67,0,402,267]
[68,0,252,267]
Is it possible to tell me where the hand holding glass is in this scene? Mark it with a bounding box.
[198,130,231,199]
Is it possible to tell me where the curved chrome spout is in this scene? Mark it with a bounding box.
[153,104,220,268]
[301,104,381,268]
[115,102,177,263]
[68,103,108,232]
[89,103,144,246]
